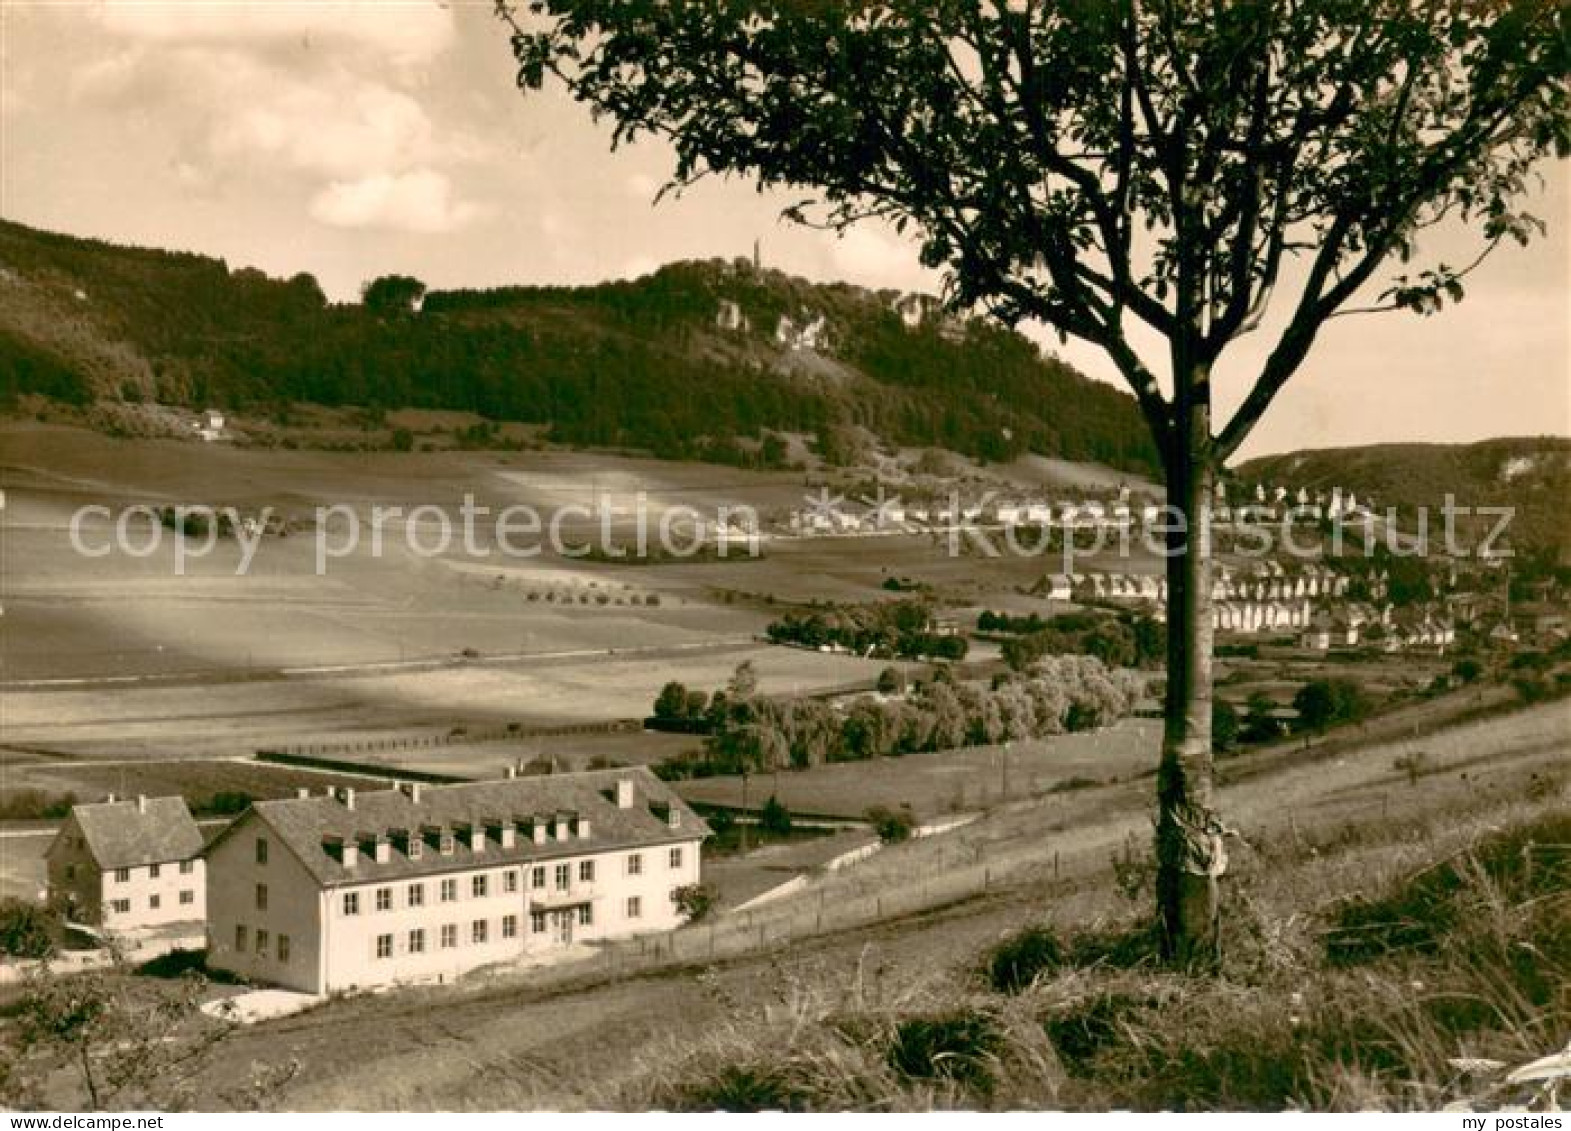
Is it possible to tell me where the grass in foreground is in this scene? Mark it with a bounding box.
[614,795,1569,1111]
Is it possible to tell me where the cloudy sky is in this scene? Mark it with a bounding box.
[2,1,1566,460]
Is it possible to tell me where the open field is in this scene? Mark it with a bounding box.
[675,719,1163,819]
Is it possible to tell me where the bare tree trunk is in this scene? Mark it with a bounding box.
[1155,407,1224,964]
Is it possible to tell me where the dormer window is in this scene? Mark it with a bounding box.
[439,833,455,856]
[408,838,423,860]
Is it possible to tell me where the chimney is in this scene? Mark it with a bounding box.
[341,787,356,811]
[504,765,517,780]
[615,779,635,809]
[136,795,147,814]
[409,782,423,805]
[106,793,117,804]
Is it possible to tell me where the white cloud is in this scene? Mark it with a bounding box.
[309,168,481,234]
[55,5,492,232]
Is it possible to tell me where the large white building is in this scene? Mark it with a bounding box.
[203,768,708,995]
[45,795,206,933]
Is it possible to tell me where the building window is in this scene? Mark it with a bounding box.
[180,860,195,875]
[149,894,161,910]
[255,838,268,866]
[407,883,425,908]
[376,933,394,960]
[472,919,488,945]
[531,866,546,890]
[578,860,595,883]
[343,892,360,916]
[669,847,683,869]
[439,833,455,856]
[554,863,570,891]
[408,928,426,954]
[440,878,458,903]
[408,838,423,861]
[256,929,269,955]
[502,915,518,939]
[149,863,161,879]
[440,923,457,949]
[504,870,519,894]
[626,853,643,877]
[255,883,268,911]
[115,867,130,883]
[578,904,593,927]
[179,890,194,905]
[626,896,642,919]
[472,874,488,899]
[111,899,130,914]
[376,887,393,912]
[64,864,75,881]
[235,924,247,951]
[277,935,290,963]
[530,910,547,934]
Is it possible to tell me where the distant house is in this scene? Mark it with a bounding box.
[46,795,206,932]
[204,769,707,995]
[715,299,747,332]
[1513,604,1569,640]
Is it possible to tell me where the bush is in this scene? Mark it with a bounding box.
[885,1009,1004,1093]
[0,900,55,960]
[659,1062,808,1112]
[0,789,77,821]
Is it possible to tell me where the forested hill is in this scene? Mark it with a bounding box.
[0,218,1158,474]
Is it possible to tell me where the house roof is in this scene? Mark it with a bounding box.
[226,767,710,888]
[65,796,204,870]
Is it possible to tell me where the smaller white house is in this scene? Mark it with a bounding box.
[194,409,226,442]
[46,796,206,933]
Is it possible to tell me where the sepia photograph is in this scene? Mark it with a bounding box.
[0,0,1567,1116]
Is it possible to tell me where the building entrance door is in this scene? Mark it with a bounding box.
[554,910,574,945]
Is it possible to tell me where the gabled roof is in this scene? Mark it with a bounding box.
[224,767,709,888]
[65,796,204,870]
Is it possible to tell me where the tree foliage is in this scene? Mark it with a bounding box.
[0,900,55,960]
